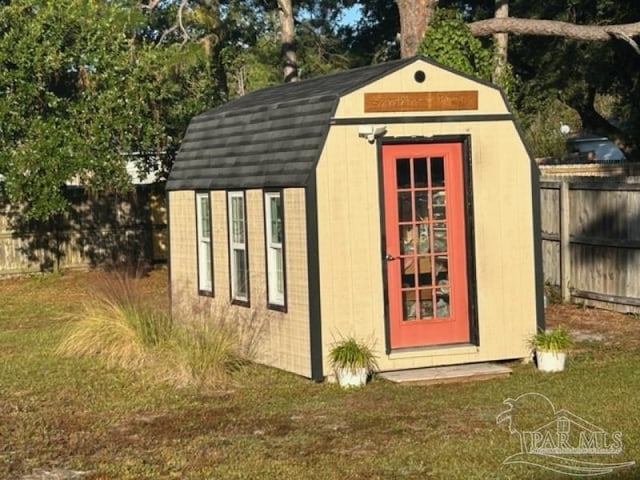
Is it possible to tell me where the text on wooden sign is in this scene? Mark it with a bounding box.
[364,91,478,113]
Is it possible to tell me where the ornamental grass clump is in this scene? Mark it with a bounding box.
[57,272,173,369]
[58,273,265,389]
[155,316,244,389]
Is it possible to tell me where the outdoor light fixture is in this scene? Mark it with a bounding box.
[358,125,387,143]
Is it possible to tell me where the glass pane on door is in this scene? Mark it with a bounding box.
[397,155,454,321]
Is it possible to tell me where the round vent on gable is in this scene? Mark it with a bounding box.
[414,70,426,83]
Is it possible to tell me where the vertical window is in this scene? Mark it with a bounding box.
[228,191,249,303]
[265,191,285,308]
[196,192,212,294]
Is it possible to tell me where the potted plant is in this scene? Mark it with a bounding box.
[528,326,573,372]
[329,336,378,388]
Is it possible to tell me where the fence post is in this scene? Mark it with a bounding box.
[560,180,571,302]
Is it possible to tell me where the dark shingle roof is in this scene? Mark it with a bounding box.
[166,57,421,191]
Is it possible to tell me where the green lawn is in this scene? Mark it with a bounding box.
[1,270,639,479]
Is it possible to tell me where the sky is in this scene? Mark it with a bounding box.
[337,5,363,27]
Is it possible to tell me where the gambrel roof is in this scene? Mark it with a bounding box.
[166,57,425,191]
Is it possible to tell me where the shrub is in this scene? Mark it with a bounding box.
[519,97,581,159]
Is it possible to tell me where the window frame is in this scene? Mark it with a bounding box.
[264,190,287,311]
[227,191,250,305]
[195,191,213,296]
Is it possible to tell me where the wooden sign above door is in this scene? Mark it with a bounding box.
[364,91,478,113]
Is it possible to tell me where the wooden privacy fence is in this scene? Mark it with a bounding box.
[0,185,167,276]
[540,176,640,313]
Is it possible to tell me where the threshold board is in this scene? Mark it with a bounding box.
[379,362,512,385]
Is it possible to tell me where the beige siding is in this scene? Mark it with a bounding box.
[468,122,537,361]
[211,191,230,298]
[315,126,386,352]
[168,191,198,298]
[316,63,537,374]
[169,188,312,377]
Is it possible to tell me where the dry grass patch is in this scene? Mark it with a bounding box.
[546,302,640,350]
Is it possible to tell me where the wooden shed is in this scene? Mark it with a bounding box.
[166,56,544,381]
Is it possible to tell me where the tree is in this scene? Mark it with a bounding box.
[143,0,300,85]
[502,0,640,158]
[277,0,298,81]
[0,0,215,220]
[410,1,640,158]
[397,0,640,58]
[493,0,508,79]
[396,0,437,58]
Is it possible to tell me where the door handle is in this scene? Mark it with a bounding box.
[385,254,398,261]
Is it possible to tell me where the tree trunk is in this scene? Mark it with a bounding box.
[277,0,298,82]
[395,0,438,58]
[493,0,509,81]
[200,35,229,102]
[468,17,640,41]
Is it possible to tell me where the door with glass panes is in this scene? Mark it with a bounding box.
[382,142,470,348]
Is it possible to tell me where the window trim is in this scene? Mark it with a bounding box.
[227,191,250,306]
[264,190,287,312]
[195,191,213,296]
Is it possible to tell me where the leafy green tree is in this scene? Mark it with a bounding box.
[0,0,215,220]
[418,8,494,79]
[146,0,360,90]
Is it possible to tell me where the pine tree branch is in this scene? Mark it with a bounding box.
[468,17,640,42]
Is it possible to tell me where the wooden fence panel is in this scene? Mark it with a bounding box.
[540,182,561,286]
[541,177,640,313]
[541,238,561,286]
[0,185,167,277]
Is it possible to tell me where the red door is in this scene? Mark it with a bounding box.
[382,143,470,348]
